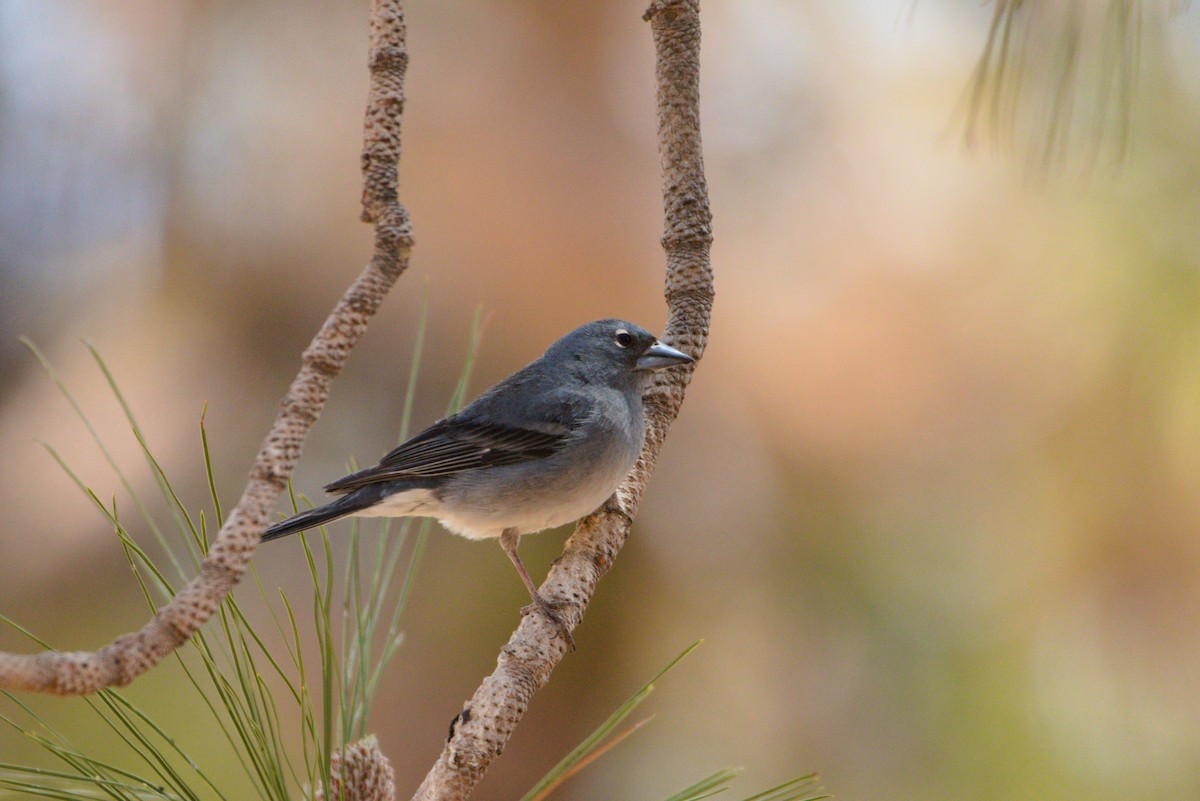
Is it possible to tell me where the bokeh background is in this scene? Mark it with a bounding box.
[2,1,1200,800]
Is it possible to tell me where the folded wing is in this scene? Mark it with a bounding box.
[323,418,571,493]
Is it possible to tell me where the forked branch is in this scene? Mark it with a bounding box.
[0,0,414,695]
[409,2,713,799]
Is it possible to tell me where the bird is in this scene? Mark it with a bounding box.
[261,319,694,645]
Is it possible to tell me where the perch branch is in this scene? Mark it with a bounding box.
[409,2,713,799]
[0,0,414,695]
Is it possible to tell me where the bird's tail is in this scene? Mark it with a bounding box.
[260,487,385,543]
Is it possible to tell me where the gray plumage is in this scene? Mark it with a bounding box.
[261,319,693,643]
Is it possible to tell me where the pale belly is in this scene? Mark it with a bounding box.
[350,395,644,540]
[432,443,636,540]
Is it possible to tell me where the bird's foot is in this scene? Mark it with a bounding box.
[521,593,577,652]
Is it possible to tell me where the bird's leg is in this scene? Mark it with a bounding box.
[499,528,575,651]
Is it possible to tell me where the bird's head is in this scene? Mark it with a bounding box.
[545,319,694,390]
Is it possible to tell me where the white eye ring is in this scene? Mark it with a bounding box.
[614,329,633,348]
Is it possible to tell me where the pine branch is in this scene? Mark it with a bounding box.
[0,0,414,696]
[408,2,713,799]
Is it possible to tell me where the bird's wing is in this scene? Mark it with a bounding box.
[322,416,575,494]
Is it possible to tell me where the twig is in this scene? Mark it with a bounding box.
[409,2,713,799]
[0,0,413,695]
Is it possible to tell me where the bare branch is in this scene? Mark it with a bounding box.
[0,0,413,695]
[409,2,713,799]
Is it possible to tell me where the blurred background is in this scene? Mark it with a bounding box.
[2,1,1199,799]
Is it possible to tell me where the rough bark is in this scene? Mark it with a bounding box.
[409,2,713,799]
[0,0,413,695]
[317,737,397,801]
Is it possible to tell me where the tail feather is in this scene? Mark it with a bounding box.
[261,486,385,543]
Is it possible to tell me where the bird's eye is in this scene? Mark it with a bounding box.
[614,330,633,348]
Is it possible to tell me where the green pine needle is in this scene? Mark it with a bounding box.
[4,319,441,799]
[737,773,827,801]
[660,768,743,801]
[3,319,820,801]
[519,640,703,801]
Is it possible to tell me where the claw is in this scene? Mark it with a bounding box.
[521,593,576,652]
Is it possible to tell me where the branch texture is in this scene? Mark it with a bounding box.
[0,0,414,695]
[317,737,397,801]
[410,2,713,799]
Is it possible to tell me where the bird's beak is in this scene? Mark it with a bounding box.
[636,341,695,371]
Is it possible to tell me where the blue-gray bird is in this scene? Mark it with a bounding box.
[261,319,693,641]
